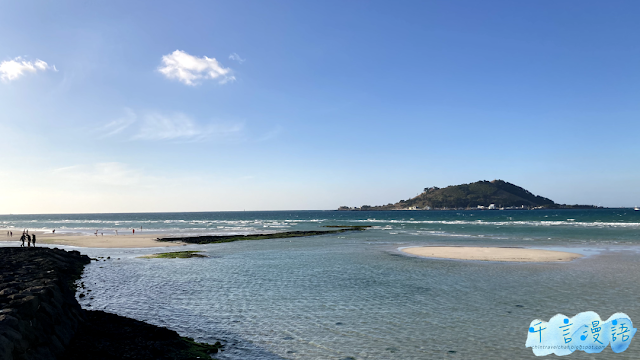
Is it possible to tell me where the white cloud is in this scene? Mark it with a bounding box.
[0,57,56,81]
[158,50,235,85]
[229,53,246,63]
[98,109,244,142]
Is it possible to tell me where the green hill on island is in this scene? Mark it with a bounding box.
[339,180,594,210]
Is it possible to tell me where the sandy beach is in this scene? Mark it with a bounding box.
[400,246,583,262]
[0,230,185,248]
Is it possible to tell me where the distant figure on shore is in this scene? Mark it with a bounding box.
[27,234,31,247]
[20,234,25,247]
[10,231,12,237]
[115,230,118,236]
[133,229,135,234]
[52,229,55,234]
[32,234,36,247]
[95,230,98,236]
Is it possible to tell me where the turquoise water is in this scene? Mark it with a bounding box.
[2,209,640,358]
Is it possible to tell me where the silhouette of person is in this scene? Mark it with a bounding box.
[32,234,36,247]
[20,234,25,247]
[133,229,135,234]
[27,234,31,247]
[52,229,55,234]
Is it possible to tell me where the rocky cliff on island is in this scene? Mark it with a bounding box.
[0,247,222,360]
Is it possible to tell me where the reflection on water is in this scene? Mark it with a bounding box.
[76,231,640,359]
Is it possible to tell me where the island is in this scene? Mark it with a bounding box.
[338,180,600,211]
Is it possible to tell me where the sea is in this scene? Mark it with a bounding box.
[2,209,640,359]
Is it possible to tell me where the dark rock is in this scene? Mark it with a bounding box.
[0,335,14,359]
[0,247,89,360]
[14,296,40,318]
[63,310,223,360]
[0,314,20,329]
[0,247,223,360]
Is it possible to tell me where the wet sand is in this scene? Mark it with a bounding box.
[0,230,184,248]
[400,246,583,262]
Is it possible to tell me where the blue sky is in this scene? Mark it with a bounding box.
[1,0,639,213]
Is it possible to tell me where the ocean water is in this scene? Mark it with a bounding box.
[1,208,640,244]
[2,209,640,359]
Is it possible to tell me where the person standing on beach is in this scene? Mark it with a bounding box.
[52,229,55,234]
[32,234,36,247]
[20,234,25,247]
[27,234,31,247]
[10,231,12,237]
[115,230,118,236]
[133,228,135,234]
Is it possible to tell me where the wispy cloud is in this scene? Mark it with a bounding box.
[257,125,283,142]
[98,109,244,142]
[158,50,235,86]
[52,162,143,187]
[0,57,57,82]
[229,52,246,64]
[98,108,137,137]
[133,112,243,141]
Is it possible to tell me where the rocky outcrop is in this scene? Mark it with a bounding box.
[157,228,368,244]
[62,310,222,360]
[0,247,223,360]
[0,247,89,360]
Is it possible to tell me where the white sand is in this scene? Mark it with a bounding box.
[0,230,184,248]
[400,246,582,262]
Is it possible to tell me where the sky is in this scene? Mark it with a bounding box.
[1,0,639,213]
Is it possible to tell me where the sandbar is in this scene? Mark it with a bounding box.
[400,246,582,262]
[0,231,184,248]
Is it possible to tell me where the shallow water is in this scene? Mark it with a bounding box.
[76,236,640,359]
